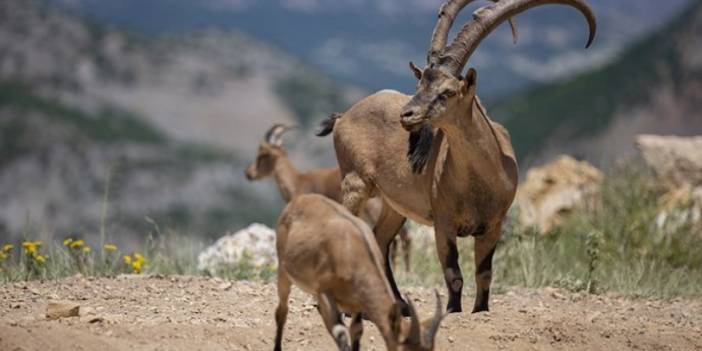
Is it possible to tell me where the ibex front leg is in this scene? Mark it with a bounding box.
[472,222,501,313]
[434,220,463,313]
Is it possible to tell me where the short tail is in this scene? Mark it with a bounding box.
[316,112,342,137]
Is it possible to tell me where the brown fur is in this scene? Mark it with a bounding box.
[327,69,518,314]
[274,194,444,351]
[245,133,412,270]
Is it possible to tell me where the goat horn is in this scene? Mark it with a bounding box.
[428,0,518,65]
[406,297,422,345]
[264,124,295,145]
[424,290,446,347]
[439,0,596,76]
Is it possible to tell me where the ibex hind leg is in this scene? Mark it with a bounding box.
[318,293,351,351]
[472,222,502,313]
[374,202,409,316]
[273,273,292,351]
[340,172,372,216]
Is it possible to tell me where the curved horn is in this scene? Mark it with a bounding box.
[439,0,597,76]
[424,290,446,347]
[264,124,295,145]
[406,297,422,345]
[428,0,518,65]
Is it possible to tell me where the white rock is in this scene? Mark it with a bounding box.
[197,223,277,274]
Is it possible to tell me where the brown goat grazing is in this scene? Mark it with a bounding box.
[245,124,411,271]
[318,0,596,315]
[274,194,445,351]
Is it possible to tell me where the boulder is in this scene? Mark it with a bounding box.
[197,223,276,274]
[516,155,603,233]
[635,135,702,189]
[636,135,702,230]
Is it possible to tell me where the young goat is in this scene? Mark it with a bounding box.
[245,124,411,271]
[274,194,445,351]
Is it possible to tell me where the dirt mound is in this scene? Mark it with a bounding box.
[1,276,700,350]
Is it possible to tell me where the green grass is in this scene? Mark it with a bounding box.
[2,164,700,299]
[397,164,702,299]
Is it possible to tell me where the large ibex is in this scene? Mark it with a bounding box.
[245,124,412,271]
[274,194,445,351]
[317,0,596,314]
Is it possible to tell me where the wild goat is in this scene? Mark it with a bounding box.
[245,124,411,271]
[274,194,445,351]
[318,0,596,315]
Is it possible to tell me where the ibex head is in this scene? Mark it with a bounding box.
[400,0,596,171]
[390,291,446,351]
[245,124,294,180]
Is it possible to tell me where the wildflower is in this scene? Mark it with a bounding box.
[34,254,47,264]
[103,244,118,252]
[63,238,73,247]
[132,260,143,274]
[123,255,132,265]
[0,252,6,260]
[22,241,42,255]
[69,239,85,249]
[83,246,92,253]
[134,253,145,263]
[2,244,13,253]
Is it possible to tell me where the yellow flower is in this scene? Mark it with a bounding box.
[123,255,132,265]
[2,244,13,253]
[22,241,39,255]
[103,244,118,252]
[34,254,47,264]
[63,238,73,246]
[0,252,6,260]
[134,253,145,263]
[83,246,92,253]
[69,239,85,249]
[132,260,143,274]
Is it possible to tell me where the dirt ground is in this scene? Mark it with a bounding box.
[1,275,701,351]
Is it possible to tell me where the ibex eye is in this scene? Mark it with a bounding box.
[440,90,456,99]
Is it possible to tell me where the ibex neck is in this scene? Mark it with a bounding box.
[441,98,503,170]
[272,156,300,203]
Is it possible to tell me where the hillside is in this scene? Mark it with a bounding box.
[492,1,702,165]
[46,0,690,97]
[0,0,355,244]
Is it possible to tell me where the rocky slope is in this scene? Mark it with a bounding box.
[0,0,355,244]
[493,0,702,166]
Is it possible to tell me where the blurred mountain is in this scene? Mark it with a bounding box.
[0,0,356,243]
[46,0,690,98]
[493,0,702,166]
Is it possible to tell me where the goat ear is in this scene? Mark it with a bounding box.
[461,68,477,97]
[409,62,423,80]
[388,302,403,339]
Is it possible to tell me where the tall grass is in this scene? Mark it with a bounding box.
[2,164,700,299]
[397,164,702,298]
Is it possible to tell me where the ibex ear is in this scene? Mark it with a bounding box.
[388,302,403,339]
[409,62,423,80]
[461,68,477,97]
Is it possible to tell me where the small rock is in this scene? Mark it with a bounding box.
[218,282,233,291]
[46,301,80,320]
[448,336,455,343]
